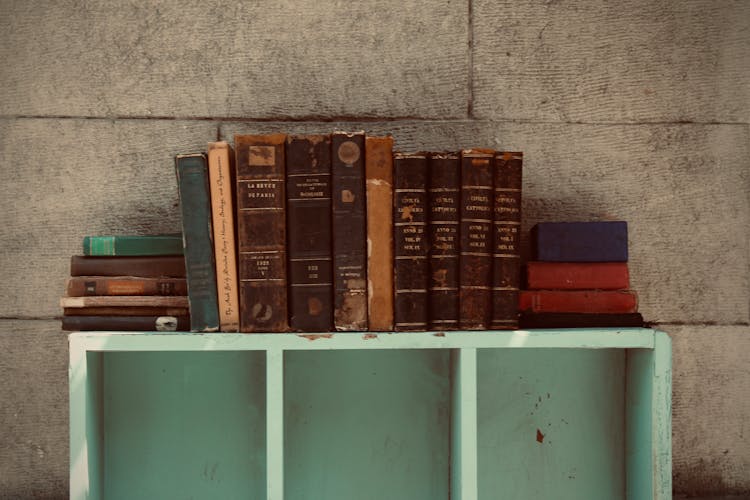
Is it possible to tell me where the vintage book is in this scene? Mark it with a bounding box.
[208,141,240,332]
[519,312,644,329]
[393,153,429,331]
[331,131,367,331]
[286,135,333,332]
[519,290,638,314]
[365,135,395,331]
[61,315,190,332]
[63,306,189,317]
[459,150,494,329]
[428,152,460,330]
[61,296,189,308]
[70,255,186,277]
[235,134,288,332]
[525,262,630,290]
[82,234,183,256]
[491,151,523,330]
[176,153,220,332]
[65,276,187,296]
[532,221,628,262]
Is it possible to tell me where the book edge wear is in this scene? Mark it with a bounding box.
[175,153,220,332]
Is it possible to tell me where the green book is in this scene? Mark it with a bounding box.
[83,234,184,256]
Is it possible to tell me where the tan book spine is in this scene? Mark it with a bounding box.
[60,296,189,308]
[365,135,394,331]
[208,141,240,332]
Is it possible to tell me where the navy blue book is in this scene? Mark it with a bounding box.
[175,153,220,332]
[531,221,628,262]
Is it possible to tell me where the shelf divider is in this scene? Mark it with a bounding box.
[451,347,478,500]
[266,348,284,500]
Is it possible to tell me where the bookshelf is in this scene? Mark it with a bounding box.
[69,328,671,500]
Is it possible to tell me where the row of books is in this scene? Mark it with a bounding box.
[172,132,524,333]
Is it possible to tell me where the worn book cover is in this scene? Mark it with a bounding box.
[519,290,638,314]
[332,131,367,331]
[63,306,189,317]
[365,135,394,331]
[61,315,190,332]
[525,262,630,290]
[70,255,186,278]
[235,134,289,332]
[65,276,187,296]
[61,295,189,308]
[393,153,429,331]
[208,141,240,332]
[286,135,333,332]
[83,234,183,256]
[175,153,220,332]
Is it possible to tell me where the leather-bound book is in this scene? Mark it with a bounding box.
[393,153,429,331]
[491,152,523,330]
[459,150,494,330]
[286,135,333,332]
[65,276,187,296]
[70,256,185,277]
[61,315,190,332]
[175,153,220,332]
[331,132,367,331]
[234,134,288,332]
[428,152,460,331]
[365,135,394,331]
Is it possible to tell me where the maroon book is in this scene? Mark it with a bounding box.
[525,262,630,290]
[519,290,638,314]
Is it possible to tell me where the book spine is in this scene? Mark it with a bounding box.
[235,134,289,332]
[63,307,190,317]
[525,262,630,290]
[208,141,240,332]
[69,256,186,278]
[65,277,188,296]
[60,295,189,308]
[459,151,494,329]
[532,221,629,262]
[175,154,220,332]
[365,135,395,331]
[286,135,333,332]
[393,153,429,331]
[61,315,190,332]
[428,152,460,330]
[519,312,644,329]
[491,152,523,330]
[332,132,367,331]
[83,235,184,256]
[518,290,639,313]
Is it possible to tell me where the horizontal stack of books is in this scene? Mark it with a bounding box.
[519,221,643,328]
[61,235,190,331]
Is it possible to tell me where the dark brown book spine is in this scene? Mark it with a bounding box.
[65,277,188,296]
[393,153,429,331]
[492,152,523,329]
[61,315,190,332]
[286,135,333,332]
[70,256,186,278]
[331,132,367,331]
[63,307,190,316]
[459,150,494,330]
[428,153,460,330]
[235,134,288,332]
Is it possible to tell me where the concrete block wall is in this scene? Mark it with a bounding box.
[0,0,747,497]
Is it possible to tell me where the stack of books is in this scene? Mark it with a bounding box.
[60,235,190,331]
[518,221,643,328]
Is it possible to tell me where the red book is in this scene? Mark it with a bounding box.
[525,262,629,290]
[519,290,638,313]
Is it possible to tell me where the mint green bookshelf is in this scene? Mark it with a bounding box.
[69,329,671,500]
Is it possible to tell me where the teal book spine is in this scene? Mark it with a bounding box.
[175,154,220,332]
[83,235,184,256]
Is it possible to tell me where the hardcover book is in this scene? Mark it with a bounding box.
[519,312,644,329]
[175,153,220,332]
[519,290,638,314]
[61,315,189,332]
[491,152,523,330]
[70,255,186,278]
[235,134,289,332]
[393,153,429,331]
[525,262,630,290]
[331,131,367,331]
[286,134,333,332]
[208,141,240,332]
[428,152,460,330]
[365,135,395,331]
[65,276,187,296]
[459,150,494,329]
[532,221,628,262]
[63,306,190,317]
[61,296,189,308]
[82,234,183,256]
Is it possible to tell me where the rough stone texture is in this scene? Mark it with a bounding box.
[473,0,750,123]
[0,320,68,498]
[666,325,750,496]
[0,0,469,119]
[0,118,217,318]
